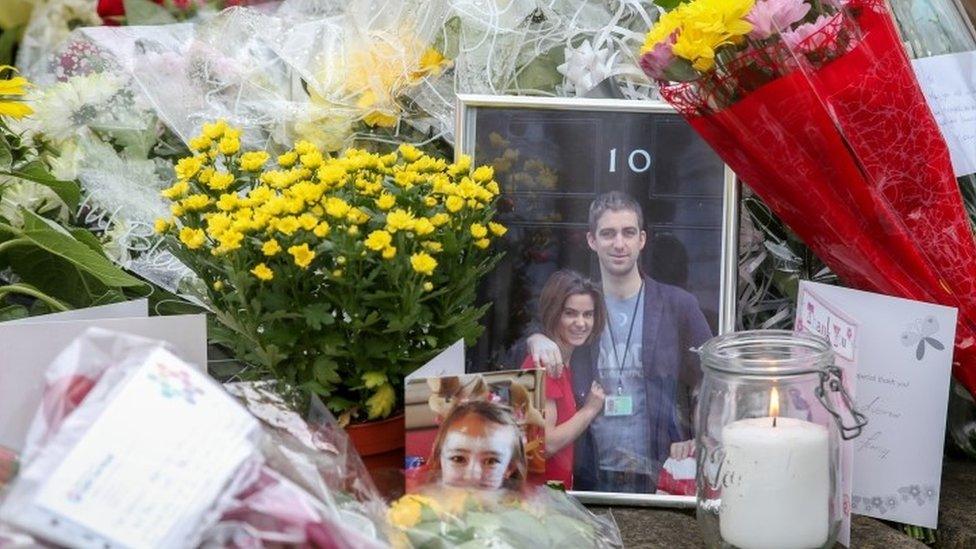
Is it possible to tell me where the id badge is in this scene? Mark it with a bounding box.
[604,394,634,416]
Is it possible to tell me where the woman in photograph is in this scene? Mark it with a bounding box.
[426,400,527,491]
[521,269,607,489]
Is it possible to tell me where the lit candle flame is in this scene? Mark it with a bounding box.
[770,387,780,427]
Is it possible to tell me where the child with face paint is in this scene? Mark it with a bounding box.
[427,400,527,492]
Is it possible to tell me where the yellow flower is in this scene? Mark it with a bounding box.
[171,203,185,217]
[472,165,494,183]
[424,196,438,207]
[218,136,240,156]
[161,179,190,200]
[410,252,437,275]
[313,222,331,237]
[174,156,205,180]
[239,150,270,171]
[413,217,435,236]
[215,230,245,253]
[208,171,235,191]
[276,216,301,236]
[445,195,464,213]
[288,243,316,269]
[336,256,346,265]
[347,207,369,225]
[181,194,212,212]
[362,371,387,389]
[430,213,450,227]
[179,227,206,249]
[278,151,298,167]
[382,246,397,259]
[251,263,274,281]
[357,90,398,128]
[294,140,317,155]
[154,218,171,234]
[366,383,396,419]
[398,144,423,163]
[347,225,360,236]
[375,193,396,210]
[202,120,227,140]
[365,229,393,251]
[262,239,281,256]
[0,69,33,119]
[474,238,491,249]
[423,281,433,291]
[298,213,319,231]
[189,135,212,151]
[448,154,472,176]
[488,221,507,237]
[413,47,449,78]
[332,269,343,278]
[213,280,224,291]
[486,181,500,195]
[300,149,324,169]
[469,223,488,239]
[388,494,436,528]
[421,241,442,253]
[324,197,351,218]
[385,209,415,233]
[205,213,233,238]
[216,193,239,212]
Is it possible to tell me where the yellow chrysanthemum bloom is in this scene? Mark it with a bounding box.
[214,230,245,254]
[424,196,438,207]
[179,227,206,249]
[182,194,212,212]
[388,494,436,528]
[430,213,450,227]
[422,241,443,253]
[375,193,396,211]
[202,119,227,140]
[206,213,233,238]
[300,150,324,169]
[171,203,185,217]
[153,218,171,234]
[208,171,235,191]
[298,213,319,231]
[471,165,494,183]
[262,239,281,256]
[218,136,241,156]
[398,143,423,163]
[470,223,488,239]
[313,222,331,238]
[288,243,316,269]
[251,263,274,281]
[216,193,239,212]
[385,209,416,233]
[277,151,298,167]
[324,197,351,218]
[410,252,437,276]
[413,218,435,236]
[189,135,212,152]
[365,229,393,251]
[445,195,464,213]
[239,150,270,171]
[488,221,507,237]
[174,156,205,180]
[448,154,472,177]
[382,246,396,259]
[276,216,301,236]
[347,225,360,236]
[486,181,500,195]
[474,238,491,249]
[161,179,190,200]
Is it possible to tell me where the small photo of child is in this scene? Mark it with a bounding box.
[404,370,545,493]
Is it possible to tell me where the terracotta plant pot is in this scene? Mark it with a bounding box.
[345,413,405,497]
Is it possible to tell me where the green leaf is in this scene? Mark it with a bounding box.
[302,303,335,330]
[123,0,178,25]
[9,161,80,210]
[70,228,107,256]
[0,304,29,321]
[654,0,685,9]
[21,211,143,288]
[662,58,700,82]
[313,356,341,386]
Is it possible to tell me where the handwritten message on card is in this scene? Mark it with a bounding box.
[912,51,976,177]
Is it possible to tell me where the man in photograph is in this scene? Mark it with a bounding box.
[527,191,712,493]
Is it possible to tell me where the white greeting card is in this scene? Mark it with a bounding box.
[2,345,259,548]
[912,50,976,177]
[796,282,956,528]
[0,310,207,452]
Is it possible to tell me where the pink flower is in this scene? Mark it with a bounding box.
[639,34,676,81]
[781,14,835,52]
[746,0,811,39]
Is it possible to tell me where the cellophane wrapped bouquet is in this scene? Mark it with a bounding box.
[640,0,976,396]
[387,486,622,548]
[0,328,389,548]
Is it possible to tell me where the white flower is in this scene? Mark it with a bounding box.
[27,72,124,144]
[557,40,618,95]
[0,177,69,227]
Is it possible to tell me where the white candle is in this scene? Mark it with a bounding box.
[720,393,830,549]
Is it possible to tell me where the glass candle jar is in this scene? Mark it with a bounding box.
[696,330,866,549]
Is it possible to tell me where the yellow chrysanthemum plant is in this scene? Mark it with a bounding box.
[157,120,506,422]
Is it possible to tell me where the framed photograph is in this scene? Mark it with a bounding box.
[456,94,738,507]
